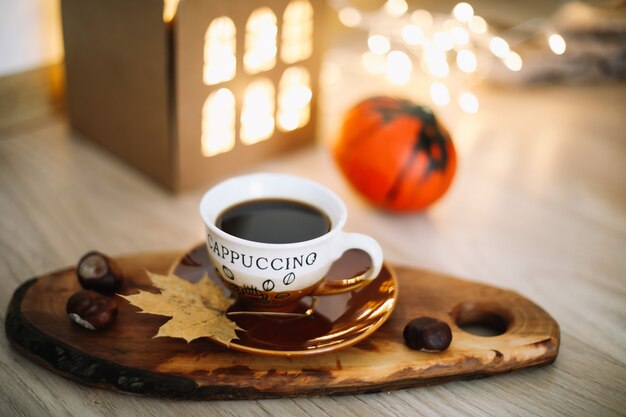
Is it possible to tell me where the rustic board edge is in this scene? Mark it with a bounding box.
[5,277,199,398]
[5,269,561,400]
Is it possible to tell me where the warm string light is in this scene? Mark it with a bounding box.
[386,50,412,84]
[362,51,387,74]
[433,31,454,51]
[423,47,449,78]
[456,49,477,73]
[450,26,469,46]
[329,1,565,113]
[452,3,474,23]
[430,82,450,106]
[489,36,510,58]
[458,92,479,113]
[384,0,408,17]
[368,34,391,55]
[468,15,487,34]
[330,1,495,112]
[411,10,433,29]
[401,25,424,45]
[504,51,522,71]
[548,33,566,55]
[338,7,361,27]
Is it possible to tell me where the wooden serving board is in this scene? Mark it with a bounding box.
[5,251,559,400]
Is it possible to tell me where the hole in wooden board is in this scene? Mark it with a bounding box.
[451,302,511,337]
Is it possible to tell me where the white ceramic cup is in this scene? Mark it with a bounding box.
[199,173,383,309]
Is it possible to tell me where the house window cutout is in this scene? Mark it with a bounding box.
[277,66,311,132]
[240,78,275,144]
[201,88,236,156]
[281,0,314,64]
[203,17,237,85]
[244,8,278,74]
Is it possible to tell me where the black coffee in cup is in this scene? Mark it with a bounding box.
[216,199,331,244]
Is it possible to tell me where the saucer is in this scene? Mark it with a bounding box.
[169,244,398,357]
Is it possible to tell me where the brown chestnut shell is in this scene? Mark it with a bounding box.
[66,290,118,330]
[76,251,122,293]
[403,316,452,352]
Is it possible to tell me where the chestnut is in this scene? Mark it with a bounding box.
[76,251,122,292]
[66,290,118,330]
[403,316,452,352]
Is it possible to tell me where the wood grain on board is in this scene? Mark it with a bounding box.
[6,251,559,400]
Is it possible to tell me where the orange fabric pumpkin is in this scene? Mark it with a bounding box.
[334,97,456,211]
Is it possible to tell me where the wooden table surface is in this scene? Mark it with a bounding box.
[1,66,625,415]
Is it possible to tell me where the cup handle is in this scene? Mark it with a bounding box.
[312,232,384,296]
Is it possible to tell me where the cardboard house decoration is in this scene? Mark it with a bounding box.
[61,0,325,191]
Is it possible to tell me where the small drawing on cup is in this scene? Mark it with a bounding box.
[283,272,296,286]
[222,265,235,280]
[228,283,270,303]
[262,279,275,292]
[274,292,290,300]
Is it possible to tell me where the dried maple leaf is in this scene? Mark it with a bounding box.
[120,272,242,346]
